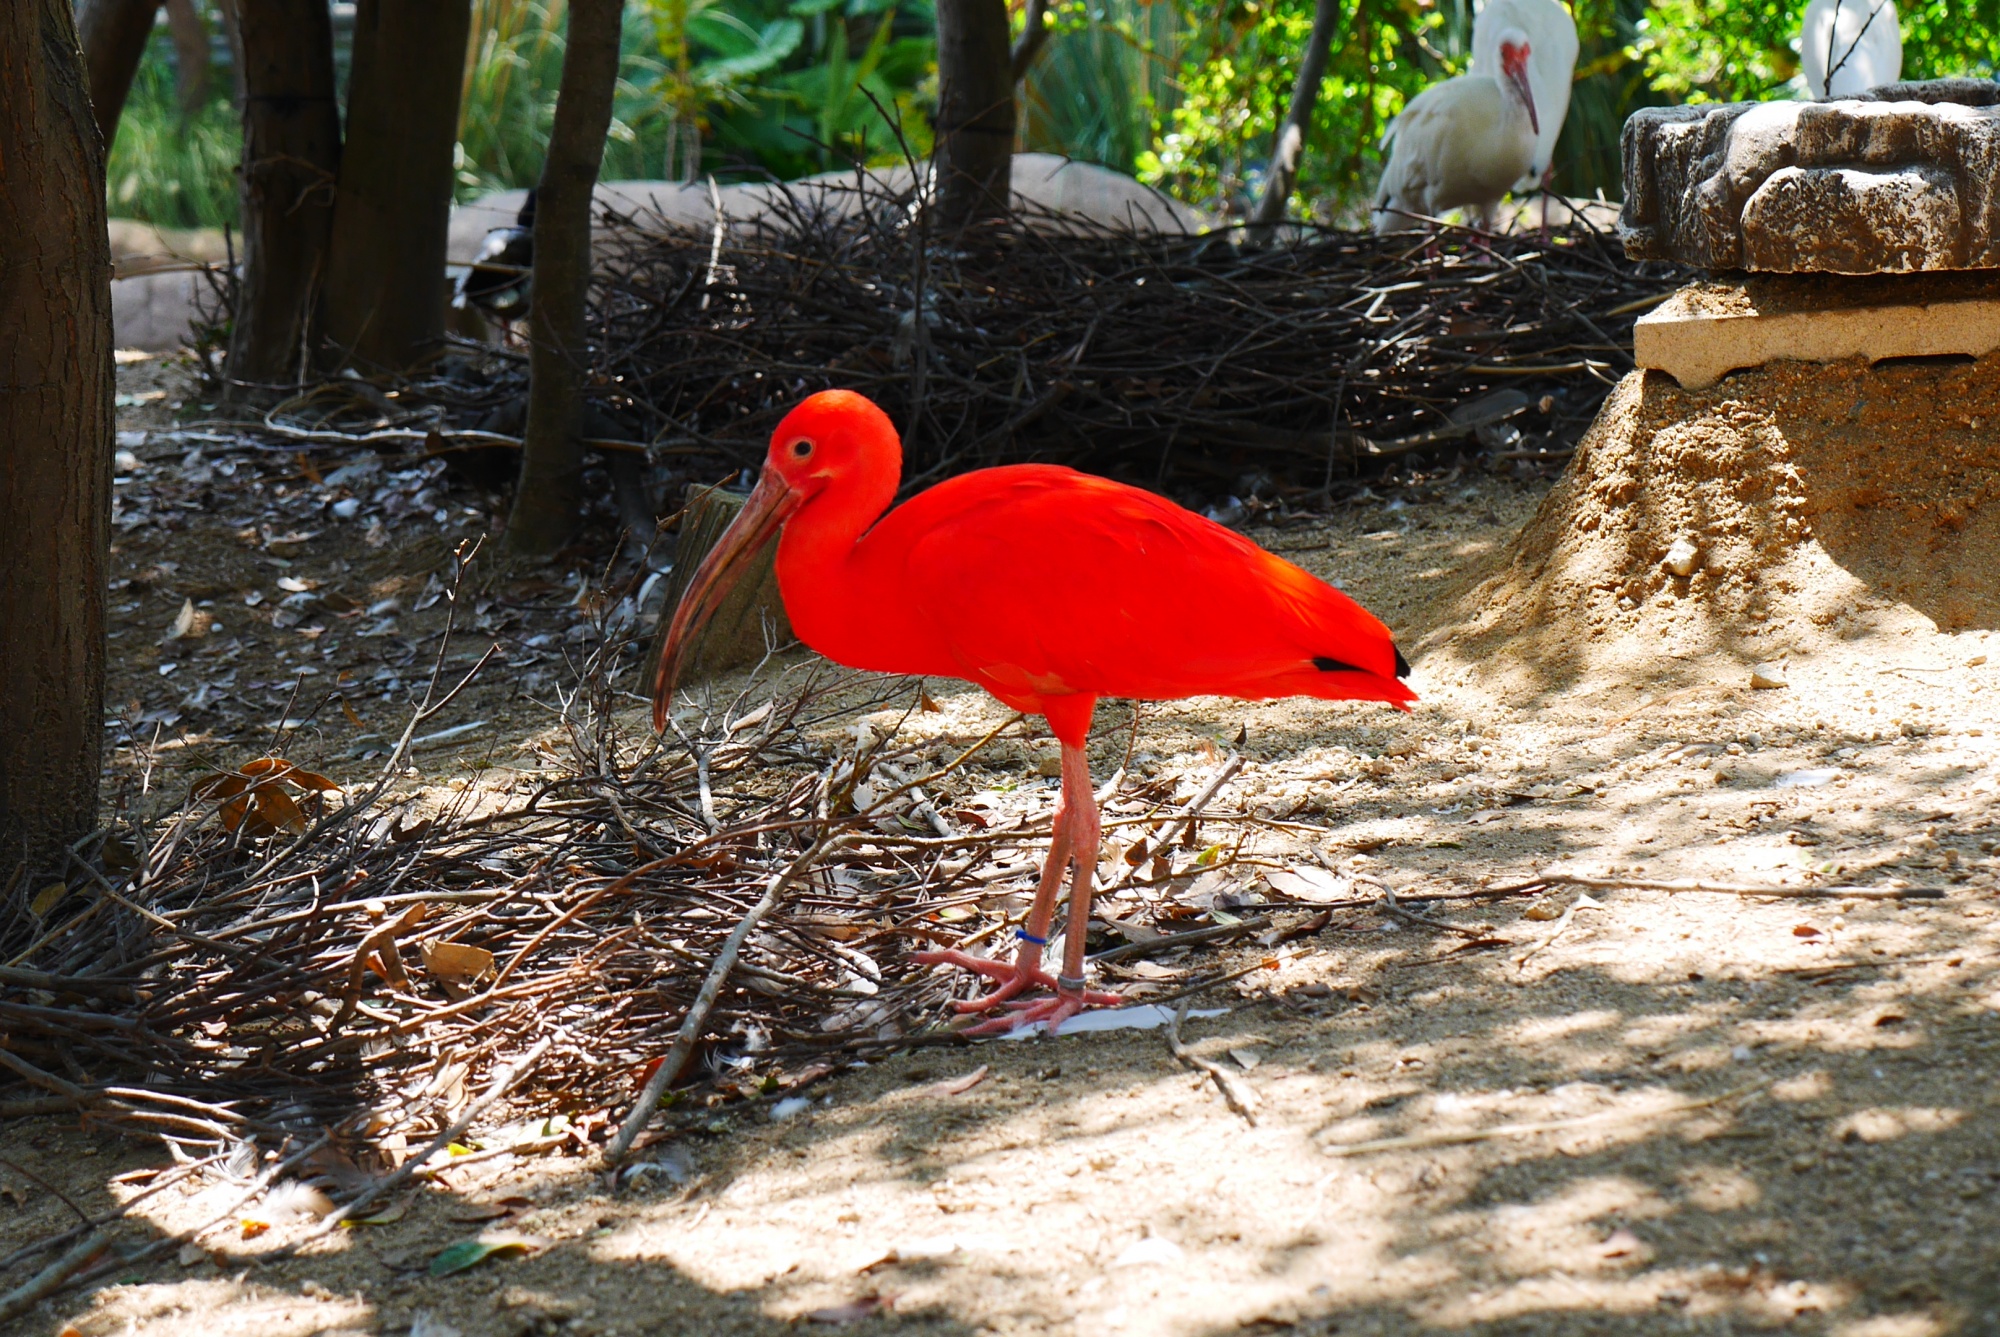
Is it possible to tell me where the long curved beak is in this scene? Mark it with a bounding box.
[650,469,799,731]
[1511,67,1540,137]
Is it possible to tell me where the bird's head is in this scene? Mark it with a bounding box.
[650,390,901,729]
[1497,32,1540,136]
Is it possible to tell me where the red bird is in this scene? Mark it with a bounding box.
[653,391,1414,1034]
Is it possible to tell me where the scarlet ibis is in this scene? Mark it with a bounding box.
[652,391,1414,1034]
[454,188,535,323]
[1373,30,1539,235]
[1802,0,1901,99]
[1472,0,1577,193]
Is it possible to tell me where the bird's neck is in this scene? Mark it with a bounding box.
[774,474,900,666]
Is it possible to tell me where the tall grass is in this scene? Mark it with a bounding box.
[1017,0,1179,175]
[456,0,675,197]
[105,38,242,229]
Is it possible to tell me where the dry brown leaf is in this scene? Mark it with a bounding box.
[422,939,496,983]
[190,758,340,835]
[29,882,69,918]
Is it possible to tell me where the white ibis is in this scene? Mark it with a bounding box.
[1802,0,1902,98]
[1472,0,1578,191]
[453,188,535,323]
[1373,30,1540,235]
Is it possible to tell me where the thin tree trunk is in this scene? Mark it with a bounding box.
[223,0,340,399]
[0,0,114,896]
[319,0,472,374]
[162,0,209,114]
[934,0,1014,230]
[1247,0,1341,244]
[1010,0,1050,83]
[506,0,624,556]
[76,0,159,146]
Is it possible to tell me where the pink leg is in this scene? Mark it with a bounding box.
[912,733,1121,1034]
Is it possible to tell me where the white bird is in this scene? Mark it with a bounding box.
[1801,0,1902,98]
[1472,0,1578,191]
[1373,30,1540,235]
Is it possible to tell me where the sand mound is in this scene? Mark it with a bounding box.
[1420,354,2000,703]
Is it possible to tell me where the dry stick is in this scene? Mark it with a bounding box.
[0,1133,332,1326]
[1486,872,1946,902]
[1167,999,1259,1125]
[303,1036,555,1239]
[1320,1078,1773,1159]
[606,834,858,1166]
[1103,753,1243,895]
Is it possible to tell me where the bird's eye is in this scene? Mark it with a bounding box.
[791,439,813,458]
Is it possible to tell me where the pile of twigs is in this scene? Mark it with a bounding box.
[581,175,1683,493]
[0,552,1337,1159]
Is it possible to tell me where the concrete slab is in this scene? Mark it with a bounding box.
[1634,270,2000,388]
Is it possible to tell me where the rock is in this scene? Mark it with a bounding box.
[449,154,1209,269]
[1662,536,1700,578]
[1620,80,2000,273]
[1634,271,2000,389]
[1750,662,1789,690]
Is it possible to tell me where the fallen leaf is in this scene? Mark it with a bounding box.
[177,1242,209,1266]
[427,1234,544,1277]
[446,1203,517,1223]
[240,1218,270,1238]
[341,1197,413,1227]
[1229,1047,1263,1072]
[1265,866,1348,903]
[806,1296,891,1324]
[166,598,211,641]
[933,1065,989,1096]
[1597,1227,1644,1259]
[421,939,496,983]
[1113,1236,1185,1267]
[1792,924,1821,938]
[29,882,69,918]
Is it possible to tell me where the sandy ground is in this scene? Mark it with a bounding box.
[6,358,2000,1337]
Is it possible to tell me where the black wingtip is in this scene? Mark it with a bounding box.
[1313,655,1361,674]
[1393,645,1411,679]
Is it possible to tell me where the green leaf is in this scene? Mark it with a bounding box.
[428,1236,536,1277]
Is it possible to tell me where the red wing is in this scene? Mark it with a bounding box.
[892,468,1404,703]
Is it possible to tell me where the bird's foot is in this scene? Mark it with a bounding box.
[961,987,1120,1037]
[910,949,1120,1032]
[910,949,1059,1010]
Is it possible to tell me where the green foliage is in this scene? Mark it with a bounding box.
[105,37,242,229]
[1018,0,1179,175]
[455,0,684,196]
[644,0,937,180]
[97,0,2000,234]
[1136,0,2000,219]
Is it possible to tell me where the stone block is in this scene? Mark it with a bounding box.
[1633,270,2000,388]
[1620,79,2000,273]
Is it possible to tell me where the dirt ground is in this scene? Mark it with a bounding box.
[7,354,2000,1337]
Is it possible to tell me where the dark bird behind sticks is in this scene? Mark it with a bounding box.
[454,187,536,323]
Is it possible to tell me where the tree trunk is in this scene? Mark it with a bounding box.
[506,0,624,557]
[162,0,210,114]
[934,0,1014,230]
[0,0,114,899]
[76,0,159,147]
[1009,0,1050,83]
[647,484,790,680]
[319,0,472,374]
[223,0,341,400]
[1247,0,1341,244]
